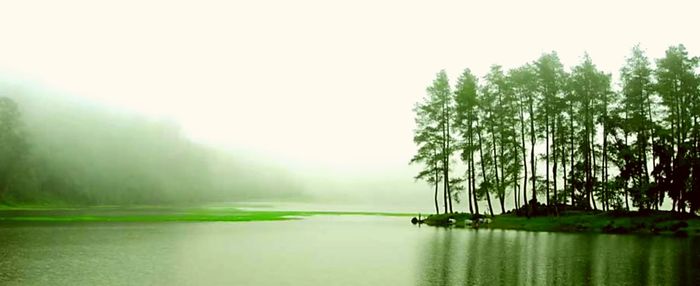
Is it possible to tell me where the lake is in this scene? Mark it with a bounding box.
[1,215,699,285]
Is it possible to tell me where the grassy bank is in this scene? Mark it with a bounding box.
[422,211,700,236]
[0,205,413,223]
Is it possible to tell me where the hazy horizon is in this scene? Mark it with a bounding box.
[3,2,700,286]
[2,0,700,210]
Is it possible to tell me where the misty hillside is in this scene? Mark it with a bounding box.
[0,83,304,205]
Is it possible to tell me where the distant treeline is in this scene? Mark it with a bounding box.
[412,44,700,216]
[0,88,303,205]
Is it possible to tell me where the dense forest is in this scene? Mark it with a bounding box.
[0,85,303,205]
[412,44,700,216]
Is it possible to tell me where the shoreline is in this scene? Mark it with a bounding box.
[3,205,698,237]
[418,211,700,237]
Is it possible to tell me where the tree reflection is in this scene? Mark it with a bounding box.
[418,230,700,286]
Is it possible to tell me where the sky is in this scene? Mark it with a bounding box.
[1,0,699,207]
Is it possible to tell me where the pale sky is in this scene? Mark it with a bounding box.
[1,0,699,203]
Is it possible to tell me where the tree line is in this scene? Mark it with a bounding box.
[411,44,700,216]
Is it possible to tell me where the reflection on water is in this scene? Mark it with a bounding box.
[418,228,700,286]
[0,216,699,285]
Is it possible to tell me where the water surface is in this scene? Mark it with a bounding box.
[1,215,698,285]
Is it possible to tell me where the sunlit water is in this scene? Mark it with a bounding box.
[1,216,699,285]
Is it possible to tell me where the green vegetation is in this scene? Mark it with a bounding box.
[423,211,700,236]
[422,212,475,226]
[412,44,700,218]
[0,206,413,223]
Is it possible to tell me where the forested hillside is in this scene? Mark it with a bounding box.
[0,84,303,205]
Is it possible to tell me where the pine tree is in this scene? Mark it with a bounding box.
[453,69,481,215]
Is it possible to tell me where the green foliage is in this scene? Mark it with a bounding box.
[480,65,522,213]
[654,44,700,212]
[509,65,539,206]
[453,69,481,214]
[412,70,456,214]
[414,43,700,216]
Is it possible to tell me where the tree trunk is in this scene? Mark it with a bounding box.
[520,101,528,209]
[469,122,480,216]
[434,165,440,215]
[584,116,591,209]
[570,104,575,206]
[591,129,598,210]
[471,142,480,216]
[467,158,474,214]
[546,112,550,206]
[646,89,657,185]
[477,120,495,216]
[553,116,558,213]
[446,105,453,214]
[513,168,519,211]
[601,93,606,211]
[489,116,503,214]
[561,124,568,206]
[442,106,448,214]
[529,95,537,209]
[693,115,699,213]
[602,93,609,211]
[624,122,630,211]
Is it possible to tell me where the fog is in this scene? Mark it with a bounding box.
[0,81,307,204]
[1,0,699,210]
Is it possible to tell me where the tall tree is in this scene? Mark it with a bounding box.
[509,65,539,212]
[535,53,566,208]
[414,44,700,215]
[568,54,611,209]
[411,90,444,214]
[418,70,457,213]
[476,113,495,216]
[481,66,520,213]
[482,66,503,213]
[562,76,579,206]
[655,44,699,212]
[619,45,656,209]
[517,65,541,211]
[454,69,480,215]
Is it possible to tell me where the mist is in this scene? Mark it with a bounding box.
[0,78,434,210]
[3,2,700,286]
[0,0,698,211]
[0,80,309,205]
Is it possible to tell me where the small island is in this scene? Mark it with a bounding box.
[414,207,699,237]
[410,44,700,236]
[2,2,700,284]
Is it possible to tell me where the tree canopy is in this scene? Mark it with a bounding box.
[412,44,700,215]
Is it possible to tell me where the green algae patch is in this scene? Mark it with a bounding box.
[0,206,413,223]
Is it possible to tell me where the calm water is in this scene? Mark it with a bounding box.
[1,215,699,285]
